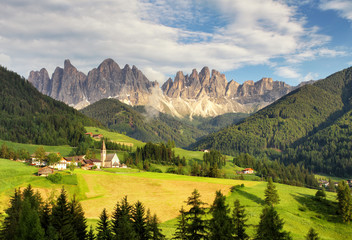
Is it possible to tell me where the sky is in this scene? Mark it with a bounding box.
[1,0,352,86]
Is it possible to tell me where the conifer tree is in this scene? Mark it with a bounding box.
[173,206,187,240]
[111,196,137,240]
[0,188,22,239]
[255,206,291,240]
[305,228,319,240]
[96,208,112,240]
[132,201,150,240]
[147,213,165,240]
[336,180,352,223]
[233,199,248,240]
[184,189,207,240]
[51,187,77,240]
[208,191,234,240]
[264,177,280,206]
[327,178,335,192]
[69,195,88,240]
[88,225,96,240]
[315,188,326,201]
[17,198,45,240]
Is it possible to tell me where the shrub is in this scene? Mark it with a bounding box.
[47,173,62,183]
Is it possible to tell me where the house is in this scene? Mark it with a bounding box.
[82,159,95,170]
[101,140,120,168]
[93,134,103,139]
[85,132,93,137]
[242,168,254,174]
[52,160,67,170]
[38,166,54,177]
[91,159,102,169]
[31,152,62,166]
[64,155,85,166]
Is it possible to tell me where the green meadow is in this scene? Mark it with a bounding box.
[0,139,74,156]
[85,127,145,149]
[0,158,350,239]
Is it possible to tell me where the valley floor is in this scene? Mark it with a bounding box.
[0,158,351,239]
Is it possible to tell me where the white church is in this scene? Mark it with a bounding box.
[100,140,120,168]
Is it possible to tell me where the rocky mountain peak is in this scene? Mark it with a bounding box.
[29,59,158,109]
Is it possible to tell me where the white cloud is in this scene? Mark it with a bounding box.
[320,0,352,21]
[142,67,167,84]
[302,72,319,82]
[0,0,341,82]
[274,66,301,79]
[0,53,11,67]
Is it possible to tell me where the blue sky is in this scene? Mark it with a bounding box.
[1,0,352,86]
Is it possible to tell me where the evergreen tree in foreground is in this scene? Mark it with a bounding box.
[147,213,165,240]
[88,225,96,240]
[208,190,234,240]
[0,188,23,239]
[132,201,150,240]
[51,187,77,240]
[264,177,280,206]
[111,196,137,240]
[96,208,112,240]
[305,228,319,240]
[69,195,88,240]
[255,206,291,240]
[17,198,45,240]
[173,206,187,240]
[184,189,207,240]
[232,199,248,240]
[336,180,352,223]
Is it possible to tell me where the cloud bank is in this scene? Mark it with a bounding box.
[0,0,344,83]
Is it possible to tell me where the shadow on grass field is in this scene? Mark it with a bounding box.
[235,188,265,205]
[291,193,340,222]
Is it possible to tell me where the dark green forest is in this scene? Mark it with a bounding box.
[0,66,98,146]
[193,66,352,177]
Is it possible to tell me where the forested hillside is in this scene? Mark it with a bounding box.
[0,66,97,146]
[80,99,206,147]
[193,66,352,177]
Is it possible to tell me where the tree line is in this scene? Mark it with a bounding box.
[0,185,164,240]
[172,177,320,240]
[1,179,324,240]
[233,153,319,188]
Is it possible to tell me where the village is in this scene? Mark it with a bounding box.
[35,139,127,177]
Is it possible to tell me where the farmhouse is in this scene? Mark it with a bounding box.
[38,166,54,176]
[242,168,254,174]
[91,159,102,169]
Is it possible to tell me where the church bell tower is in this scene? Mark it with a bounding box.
[101,140,106,168]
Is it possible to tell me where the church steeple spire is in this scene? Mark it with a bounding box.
[101,140,106,168]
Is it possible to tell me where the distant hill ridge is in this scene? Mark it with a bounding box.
[0,66,97,146]
[192,66,352,177]
[29,59,300,117]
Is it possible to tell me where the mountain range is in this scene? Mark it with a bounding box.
[28,59,298,117]
[192,66,352,177]
[28,59,158,109]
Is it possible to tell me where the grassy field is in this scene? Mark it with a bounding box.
[0,158,350,239]
[85,127,145,149]
[0,139,74,156]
